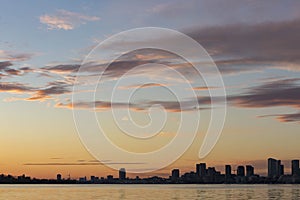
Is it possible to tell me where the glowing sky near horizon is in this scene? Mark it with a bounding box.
[1,0,300,179]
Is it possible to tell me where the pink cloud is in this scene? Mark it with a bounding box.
[39,9,100,30]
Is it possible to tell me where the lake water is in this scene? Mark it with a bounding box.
[0,184,299,199]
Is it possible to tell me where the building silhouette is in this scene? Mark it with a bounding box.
[225,165,231,177]
[119,168,126,180]
[237,166,245,177]
[107,175,113,181]
[268,158,284,178]
[56,174,62,181]
[276,160,282,176]
[207,167,217,177]
[196,163,206,177]
[246,165,254,177]
[279,164,284,176]
[268,158,277,177]
[171,169,180,181]
[79,176,87,182]
[292,160,300,176]
[2,157,300,184]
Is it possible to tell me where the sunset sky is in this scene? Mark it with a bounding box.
[1,0,300,179]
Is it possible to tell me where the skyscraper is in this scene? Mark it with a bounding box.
[276,160,281,176]
[225,165,231,178]
[246,165,254,177]
[279,164,284,176]
[268,158,277,177]
[237,166,245,177]
[292,160,299,176]
[171,169,180,180]
[119,168,126,180]
[196,163,206,177]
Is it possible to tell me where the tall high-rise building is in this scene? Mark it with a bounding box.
[279,164,284,176]
[268,158,284,177]
[268,158,277,177]
[119,168,126,180]
[225,165,231,178]
[237,166,245,177]
[246,165,254,177]
[292,160,299,176]
[276,160,281,176]
[171,169,180,180]
[196,163,206,177]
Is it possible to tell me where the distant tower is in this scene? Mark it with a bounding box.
[237,166,245,177]
[119,168,126,180]
[246,165,254,177]
[56,174,62,181]
[279,164,284,176]
[276,160,281,176]
[171,169,180,180]
[268,158,277,177]
[292,160,299,176]
[196,163,206,177]
[225,165,231,177]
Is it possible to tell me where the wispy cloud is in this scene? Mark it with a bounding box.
[26,81,71,101]
[118,83,168,90]
[192,86,218,91]
[24,161,146,166]
[148,0,300,26]
[56,98,209,113]
[0,61,13,70]
[0,50,33,62]
[42,49,197,82]
[186,18,300,74]
[43,64,81,74]
[0,80,71,102]
[25,89,67,101]
[275,112,300,123]
[229,78,300,109]
[0,50,35,78]
[39,9,100,30]
[0,82,34,93]
[228,78,300,123]
[4,68,22,76]
[259,112,300,123]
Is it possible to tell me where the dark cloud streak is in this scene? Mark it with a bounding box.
[229,78,300,108]
[24,162,146,166]
[227,78,300,123]
[0,61,13,70]
[186,18,300,73]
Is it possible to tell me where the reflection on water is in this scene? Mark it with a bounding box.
[0,184,299,200]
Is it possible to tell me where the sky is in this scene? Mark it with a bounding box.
[1,0,300,179]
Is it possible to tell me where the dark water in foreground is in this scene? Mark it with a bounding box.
[0,184,299,199]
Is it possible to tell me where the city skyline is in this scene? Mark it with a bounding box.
[1,0,300,179]
[1,157,300,184]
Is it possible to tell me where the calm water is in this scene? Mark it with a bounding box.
[0,184,299,200]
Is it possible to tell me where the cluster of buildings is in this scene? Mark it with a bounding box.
[168,158,300,184]
[1,158,300,184]
[64,157,300,184]
[170,163,258,184]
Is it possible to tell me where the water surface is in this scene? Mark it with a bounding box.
[0,184,299,199]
